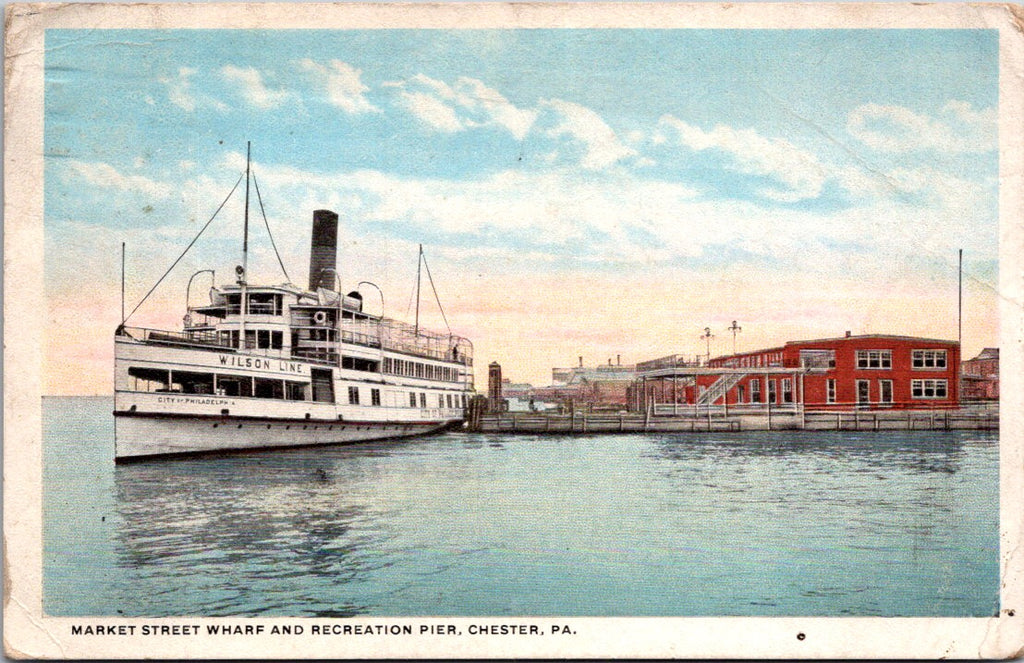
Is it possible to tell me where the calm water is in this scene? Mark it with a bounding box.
[43,396,999,617]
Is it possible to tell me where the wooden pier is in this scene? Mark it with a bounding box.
[469,406,998,434]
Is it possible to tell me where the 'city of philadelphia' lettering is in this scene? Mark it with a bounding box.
[219,355,304,374]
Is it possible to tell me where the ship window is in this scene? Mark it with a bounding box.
[409,392,417,407]
[171,370,215,395]
[128,366,170,392]
[419,393,426,408]
[286,382,307,401]
[348,386,360,405]
[447,394,453,408]
[254,378,284,399]
[341,356,379,372]
[244,330,257,350]
[216,375,252,397]
[371,388,381,406]
[248,293,282,316]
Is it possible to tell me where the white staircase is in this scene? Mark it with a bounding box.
[696,373,746,406]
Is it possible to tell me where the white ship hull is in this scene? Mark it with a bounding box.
[114,412,450,460]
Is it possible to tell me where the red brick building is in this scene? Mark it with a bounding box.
[961,347,999,401]
[638,333,960,411]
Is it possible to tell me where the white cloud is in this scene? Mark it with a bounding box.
[298,59,378,114]
[160,67,197,112]
[846,101,996,154]
[64,160,173,199]
[386,73,537,139]
[657,115,827,202]
[538,99,636,171]
[221,65,290,109]
[159,67,228,114]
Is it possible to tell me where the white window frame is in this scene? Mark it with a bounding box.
[912,349,947,369]
[826,379,836,404]
[856,349,892,369]
[879,379,893,404]
[911,379,948,399]
[856,379,870,404]
[749,378,761,403]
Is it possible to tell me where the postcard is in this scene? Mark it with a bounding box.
[4,2,1024,658]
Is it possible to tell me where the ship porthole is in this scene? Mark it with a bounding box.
[213,423,218,428]
[237,424,243,429]
[266,424,271,429]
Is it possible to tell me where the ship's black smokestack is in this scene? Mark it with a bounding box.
[308,209,339,291]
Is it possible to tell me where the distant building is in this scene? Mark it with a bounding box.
[635,333,961,411]
[544,355,637,411]
[961,348,999,401]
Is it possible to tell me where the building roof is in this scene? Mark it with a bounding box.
[784,333,958,346]
[707,333,958,364]
[967,347,999,361]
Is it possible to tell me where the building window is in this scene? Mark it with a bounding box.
[348,386,360,405]
[800,349,835,369]
[826,379,836,404]
[737,385,745,403]
[750,379,760,404]
[409,392,417,407]
[879,380,893,404]
[371,388,381,406]
[856,350,892,369]
[912,349,947,369]
[782,378,793,404]
[912,379,948,399]
[856,379,870,405]
[768,380,777,404]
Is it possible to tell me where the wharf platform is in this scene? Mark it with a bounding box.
[468,405,998,434]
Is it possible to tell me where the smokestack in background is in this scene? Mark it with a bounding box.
[308,209,339,291]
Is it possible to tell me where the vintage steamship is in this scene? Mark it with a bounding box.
[113,152,474,460]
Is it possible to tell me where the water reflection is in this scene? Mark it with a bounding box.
[112,445,414,616]
[644,430,988,475]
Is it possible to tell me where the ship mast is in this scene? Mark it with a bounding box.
[414,244,422,337]
[239,142,251,351]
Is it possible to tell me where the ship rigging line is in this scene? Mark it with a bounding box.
[252,174,291,283]
[420,250,451,336]
[120,171,245,326]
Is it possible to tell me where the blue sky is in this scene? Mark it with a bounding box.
[44,28,999,392]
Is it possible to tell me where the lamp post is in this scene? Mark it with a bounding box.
[701,327,714,364]
[728,320,742,355]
